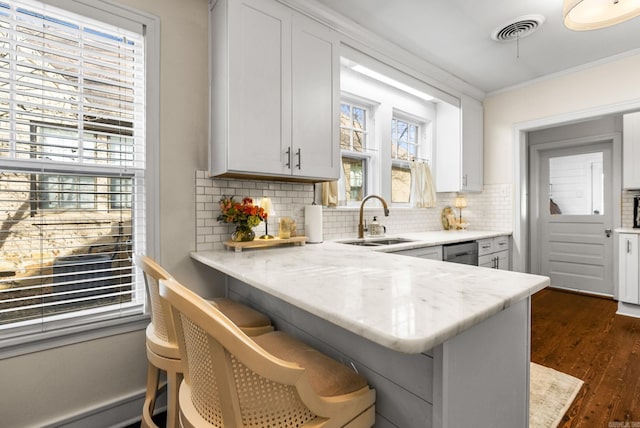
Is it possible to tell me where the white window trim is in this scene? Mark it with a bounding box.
[390,110,431,206]
[392,109,431,160]
[0,0,160,360]
[339,95,378,207]
[340,66,435,206]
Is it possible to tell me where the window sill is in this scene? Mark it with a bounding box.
[0,314,150,360]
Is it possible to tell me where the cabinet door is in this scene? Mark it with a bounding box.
[227,0,291,176]
[461,95,483,192]
[435,102,461,192]
[495,250,510,270]
[478,254,496,269]
[291,14,339,180]
[619,234,639,304]
[623,112,640,189]
[435,95,483,192]
[393,245,443,260]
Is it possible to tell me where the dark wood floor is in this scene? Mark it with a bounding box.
[531,288,640,427]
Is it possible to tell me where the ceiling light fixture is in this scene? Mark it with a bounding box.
[563,0,640,31]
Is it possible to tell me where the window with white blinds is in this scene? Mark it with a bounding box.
[0,0,147,339]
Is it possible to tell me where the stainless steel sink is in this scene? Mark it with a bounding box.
[338,238,415,247]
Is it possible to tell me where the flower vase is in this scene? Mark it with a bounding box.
[231,224,255,242]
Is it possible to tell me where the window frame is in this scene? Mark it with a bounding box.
[390,111,430,205]
[0,0,159,360]
[339,96,376,206]
[339,59,435,207]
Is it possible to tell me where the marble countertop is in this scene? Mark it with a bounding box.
[615,228,640,234]
[191,230,548,354]
[338,230,512,253]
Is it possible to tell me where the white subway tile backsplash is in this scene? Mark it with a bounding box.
[622,190,640,228]
[195,173,314,250]
[195,171,518,251]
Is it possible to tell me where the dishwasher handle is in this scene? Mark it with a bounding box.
[455,251,474,257]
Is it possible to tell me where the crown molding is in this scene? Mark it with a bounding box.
[277,0,486,102]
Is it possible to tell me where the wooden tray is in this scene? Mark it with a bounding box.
[224,236,307,252]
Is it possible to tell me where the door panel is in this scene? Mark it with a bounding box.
[538,143,613,296]
[228,0,291,175]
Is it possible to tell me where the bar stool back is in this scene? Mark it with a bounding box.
[159,276,376,428]
[134,255,273,428]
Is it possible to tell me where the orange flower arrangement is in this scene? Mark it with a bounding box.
[217,196,267,228]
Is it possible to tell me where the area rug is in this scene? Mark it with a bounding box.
[530,362,584,428]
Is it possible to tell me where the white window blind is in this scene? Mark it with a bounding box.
[0,0,146,338]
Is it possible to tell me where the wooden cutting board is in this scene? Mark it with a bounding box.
[224,236,307,252]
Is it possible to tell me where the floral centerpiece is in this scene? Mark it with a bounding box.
[217,196,268,242]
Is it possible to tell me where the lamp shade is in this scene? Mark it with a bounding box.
[454,196,467,209]
[564,0,640,31]
[260,197,274,215]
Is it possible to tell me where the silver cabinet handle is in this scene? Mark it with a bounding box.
[295,148,301,170]
[605,228,612,238]
[628,240,632,254]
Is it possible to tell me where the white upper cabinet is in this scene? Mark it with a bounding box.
[435,95,483,192]
[291,13,340,179]
[623,112,640,189]
[461,95,483,192]
[209,0,339,182]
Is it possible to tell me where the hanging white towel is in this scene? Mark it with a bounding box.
[410,161,436,208]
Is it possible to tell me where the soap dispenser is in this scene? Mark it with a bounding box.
[368,216,386,236]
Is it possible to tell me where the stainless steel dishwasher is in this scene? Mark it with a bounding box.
[442,241,478,265]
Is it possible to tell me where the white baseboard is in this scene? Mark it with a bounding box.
[41,388,166,428]
[617,301,640,319]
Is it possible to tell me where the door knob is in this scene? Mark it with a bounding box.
[605,228,612,237]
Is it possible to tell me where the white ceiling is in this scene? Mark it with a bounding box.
[312,0,640,94]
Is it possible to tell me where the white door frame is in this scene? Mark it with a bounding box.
[529,136,619,296]
[512,100,639,279]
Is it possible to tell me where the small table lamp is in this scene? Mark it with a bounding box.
[454,195,467,226]
[259,197,275,239]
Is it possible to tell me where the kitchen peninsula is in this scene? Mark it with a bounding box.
[191,235,548,427]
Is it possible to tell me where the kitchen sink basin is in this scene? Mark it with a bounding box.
[338,238,415,247]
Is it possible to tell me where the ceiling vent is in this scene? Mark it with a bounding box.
[491,14,546,42]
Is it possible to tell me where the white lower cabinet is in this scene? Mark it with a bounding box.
[478,235,510,270]
[391,245,443,261]
[618,233,639,304]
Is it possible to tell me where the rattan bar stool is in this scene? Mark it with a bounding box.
[134,255,273,428]
[159,276,376,428]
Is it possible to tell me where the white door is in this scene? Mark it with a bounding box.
[538,142,614,296]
